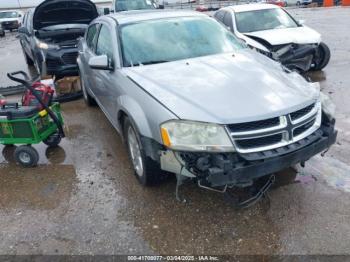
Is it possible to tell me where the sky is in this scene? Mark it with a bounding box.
[0,0,111,9]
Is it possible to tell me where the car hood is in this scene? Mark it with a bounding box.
[244,26,321,46]
[33,0,98,30]
[124,50,320,124]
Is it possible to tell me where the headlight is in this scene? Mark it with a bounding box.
[160,120,235,152]
[36,41,59,50]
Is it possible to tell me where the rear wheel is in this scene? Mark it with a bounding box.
[124,117,162,186]
[14,145,39,167]
[312,42,331,71]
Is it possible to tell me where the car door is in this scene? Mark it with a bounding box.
[93,23,118,124]
[80,23,100,98]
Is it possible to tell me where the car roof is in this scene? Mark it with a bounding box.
[224,4,279,13]
[107,10,207,25]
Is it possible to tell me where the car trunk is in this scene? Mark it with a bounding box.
[33,0,98,30]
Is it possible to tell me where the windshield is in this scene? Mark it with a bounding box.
[115,0,156,11]
[120,17,244,67]
[0,11,19,19]
[235,8,298,33]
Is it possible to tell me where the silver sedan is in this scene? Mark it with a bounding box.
[77,10,336,195]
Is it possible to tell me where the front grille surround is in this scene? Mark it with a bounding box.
[228,102,322,153]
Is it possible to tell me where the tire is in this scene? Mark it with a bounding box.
[80,71,97,106]
[312,42,331,71]
[2,145,17,163]
[43,133,62,147]
[123,117,162,186]
[14,145,39,167]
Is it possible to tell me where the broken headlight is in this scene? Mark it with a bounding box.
[160,120,235,152]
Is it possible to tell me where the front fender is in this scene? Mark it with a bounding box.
[117,95,153,139]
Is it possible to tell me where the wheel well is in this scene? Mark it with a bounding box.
[118,110,128,132]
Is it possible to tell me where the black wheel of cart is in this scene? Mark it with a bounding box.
[14,145,39,167]
[43,133,62,147]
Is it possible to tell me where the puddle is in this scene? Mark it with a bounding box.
[299,155,350,192]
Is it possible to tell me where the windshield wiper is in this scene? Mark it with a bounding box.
[140,60,169,65]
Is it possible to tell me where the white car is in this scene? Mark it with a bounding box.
[0,10,23,32]
[214,4,330,72]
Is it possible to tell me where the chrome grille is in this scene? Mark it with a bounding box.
[290,103,315,121]
[228,102,322,153]
[227,117,280,132]
[235,133,283,149]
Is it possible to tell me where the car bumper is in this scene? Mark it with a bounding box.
[159,122,337,188]
[1,22,19,30]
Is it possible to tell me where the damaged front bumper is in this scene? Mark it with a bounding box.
[271,43,318,72]
[160,122,337,188]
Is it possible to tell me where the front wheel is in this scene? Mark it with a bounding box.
[124,117,162,186]
[14,145,39,167]
[312,42,331,71]
[43,133,62,147]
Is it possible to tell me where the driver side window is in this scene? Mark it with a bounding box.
[86,24,99,52]
[96,24,114,64]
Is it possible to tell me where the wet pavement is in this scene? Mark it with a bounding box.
[0,7,350,256]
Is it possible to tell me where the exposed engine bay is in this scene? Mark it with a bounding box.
[246,35,330,73]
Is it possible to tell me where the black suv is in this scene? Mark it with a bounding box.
[19,0,98,77]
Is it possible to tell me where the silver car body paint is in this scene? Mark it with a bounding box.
[78,10,319,146]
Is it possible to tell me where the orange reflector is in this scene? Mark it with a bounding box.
[161,127,171,147]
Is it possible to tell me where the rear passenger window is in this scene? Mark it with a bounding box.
[86,24,99,51]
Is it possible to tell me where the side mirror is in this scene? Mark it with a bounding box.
[89,55,114,71]
[298,19,305,25]
[18,14,22,17]
[104,7,110,15]
[18,27,30,35]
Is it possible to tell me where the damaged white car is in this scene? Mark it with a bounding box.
[214,4,331,72]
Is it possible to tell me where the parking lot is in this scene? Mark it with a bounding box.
[0,6,350,256]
